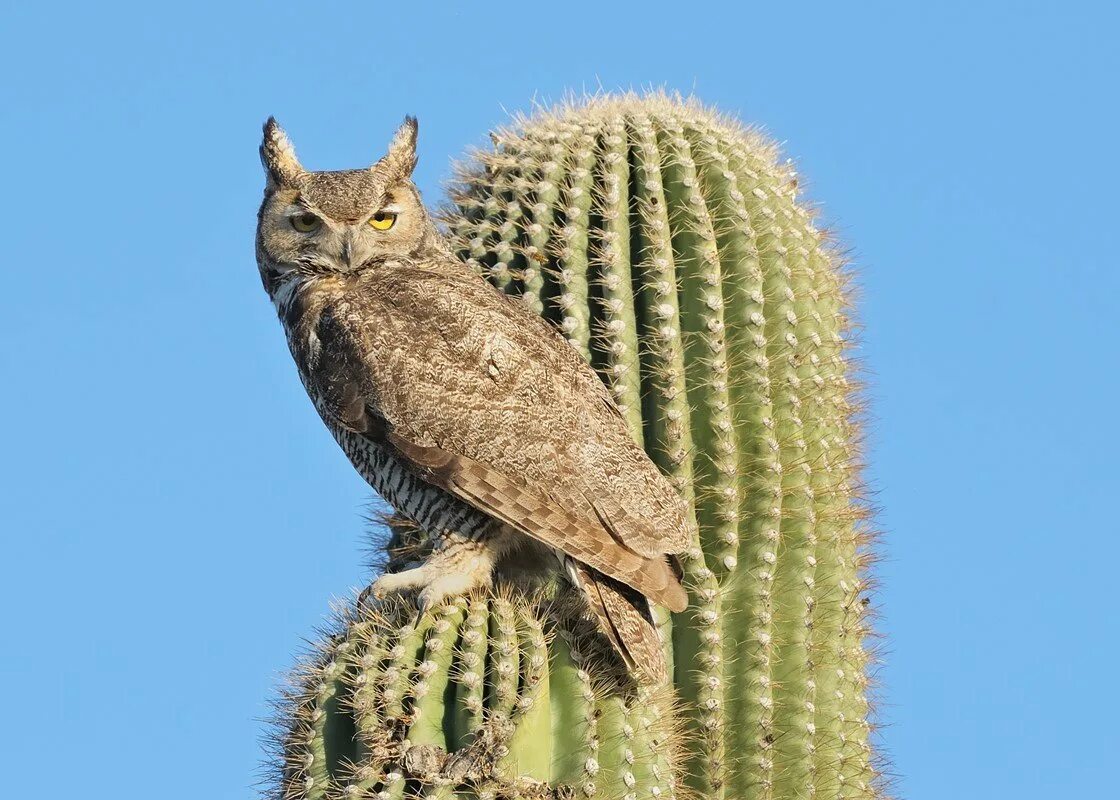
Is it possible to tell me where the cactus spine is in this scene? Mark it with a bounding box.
[271,93,879,800]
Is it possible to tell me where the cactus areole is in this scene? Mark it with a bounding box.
[270,93,881,800]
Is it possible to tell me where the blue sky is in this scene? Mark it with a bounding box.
[2,2,1116,798]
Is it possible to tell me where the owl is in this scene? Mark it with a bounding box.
[254,117,692,682]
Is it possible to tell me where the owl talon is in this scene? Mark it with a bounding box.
[360,562,493,616]
[367,565,433,601]
[416,578,472,612]
[416,590,436,615]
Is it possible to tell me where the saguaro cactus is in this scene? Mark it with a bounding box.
[270,93,880,800]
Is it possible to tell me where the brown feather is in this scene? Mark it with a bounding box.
[339,266,696,562]
[571,561,668,684]
[384,429,688,613]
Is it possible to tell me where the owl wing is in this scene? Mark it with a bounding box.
[380,425,688,613]
[568,559,667,684]
[312,269,691,612]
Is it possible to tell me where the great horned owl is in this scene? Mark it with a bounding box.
[254,117,692,682]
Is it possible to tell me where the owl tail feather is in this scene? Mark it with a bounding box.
[569,561,668,684]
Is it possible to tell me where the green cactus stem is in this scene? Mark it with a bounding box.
[274,595,682,800]
[271,92,879,800]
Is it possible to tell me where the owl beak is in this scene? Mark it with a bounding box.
[340,229,361,271]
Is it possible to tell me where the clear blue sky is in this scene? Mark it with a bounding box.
[2,2,1115,798]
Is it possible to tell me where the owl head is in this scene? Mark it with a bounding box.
[255,117,443,298]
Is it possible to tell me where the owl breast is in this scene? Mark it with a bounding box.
[329,422,497,542]
[279,287,498,543]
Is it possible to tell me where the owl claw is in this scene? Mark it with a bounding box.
[366,565,432,601]
[416,589,437,615]
[361,565,486,613]
[416,575,479,611]
[360,532,509,612]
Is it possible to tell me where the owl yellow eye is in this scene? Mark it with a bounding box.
[290,212,321,233]
[368,211,397,231]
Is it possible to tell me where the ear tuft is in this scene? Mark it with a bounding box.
[260,117,305,189]
[376,115,419,181]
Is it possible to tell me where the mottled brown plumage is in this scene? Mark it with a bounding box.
[254,117,693,682]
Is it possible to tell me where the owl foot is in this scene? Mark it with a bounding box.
[365,530,516,612]
[368,565,486,612]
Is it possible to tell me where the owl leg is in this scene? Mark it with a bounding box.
[368,526,518,611]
